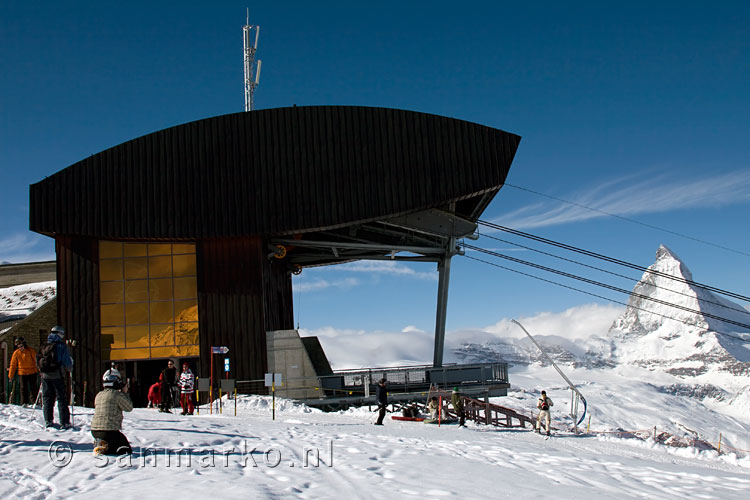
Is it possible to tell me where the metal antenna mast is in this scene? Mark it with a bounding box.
[243,9,262,111]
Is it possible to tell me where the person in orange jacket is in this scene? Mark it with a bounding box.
[8,337,39,405]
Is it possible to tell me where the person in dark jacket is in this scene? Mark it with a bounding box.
[451,387,465,427]
[38,326,74,429]
[159,359,178,413]
[374,378,388,425]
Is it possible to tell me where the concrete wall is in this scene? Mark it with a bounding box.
[0,261,56,288]
[266,330,325,399]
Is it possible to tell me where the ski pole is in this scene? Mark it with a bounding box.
[31,384,43,427]
[70,378,75,427]
[8,379,16,405]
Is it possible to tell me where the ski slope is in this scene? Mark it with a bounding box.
[1,394,748,499]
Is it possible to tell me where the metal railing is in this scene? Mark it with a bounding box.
[317,362,508,395]
[233,362,509,406]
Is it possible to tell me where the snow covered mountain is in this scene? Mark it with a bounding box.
[449,245,750,451]
[610,245,750,365]
[455,245,750,380]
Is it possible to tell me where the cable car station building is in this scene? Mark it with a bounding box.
[30,106,520,406]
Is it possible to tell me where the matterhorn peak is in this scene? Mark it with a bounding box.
[609,244,750,373]
[652,244,694,281]
[655,244,679,261]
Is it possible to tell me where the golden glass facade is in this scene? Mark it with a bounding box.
[99,241,199,360]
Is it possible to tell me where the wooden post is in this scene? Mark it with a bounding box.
[587,414,591,433]
[718,433,722,454]
[653,426,657,440]
[234,388,237,417]
[438,395,442,427]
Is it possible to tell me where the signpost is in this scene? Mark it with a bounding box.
[264,373,282,420]
[196,378,210,415]
[221,379,237,416]
[210,346,229,414]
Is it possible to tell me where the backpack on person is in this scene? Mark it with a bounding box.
[540,398,549,411]
[37,342,60,373]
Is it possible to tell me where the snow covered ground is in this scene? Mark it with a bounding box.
[3,247,750,498]
[1,390,749,500]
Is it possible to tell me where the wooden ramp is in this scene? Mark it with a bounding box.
[461,396,535,428]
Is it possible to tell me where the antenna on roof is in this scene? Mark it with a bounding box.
[243,8,261,111]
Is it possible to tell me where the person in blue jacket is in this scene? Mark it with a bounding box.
[37,326,74,429]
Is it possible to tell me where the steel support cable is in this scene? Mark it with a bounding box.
[477,219,750,303]
[477,231,750,318]
[503,183,750,258]
[463,254,750,343]
[463,243,750,333]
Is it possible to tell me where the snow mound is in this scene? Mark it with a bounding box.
[232,394,321,414]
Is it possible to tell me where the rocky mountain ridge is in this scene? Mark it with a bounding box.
[452,245,750,407]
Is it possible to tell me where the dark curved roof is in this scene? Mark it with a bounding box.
[30,106,520,239]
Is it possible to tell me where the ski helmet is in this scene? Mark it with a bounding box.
[14,336,26,346]
[103,368,123,389]
[51,325,65,337]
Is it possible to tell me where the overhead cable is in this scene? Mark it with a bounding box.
[478,219,750,303]
[463,243,750,332]
[477,232,750,318]
[463,254,750,343]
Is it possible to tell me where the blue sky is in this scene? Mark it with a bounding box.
[2,2,749,344]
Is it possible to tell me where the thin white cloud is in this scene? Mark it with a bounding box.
[0,232,55,263]
[293,277,359,293]
[494,170,750,229]
[401,325,425,333]
[480,303,623,341]
[323,260,438,281]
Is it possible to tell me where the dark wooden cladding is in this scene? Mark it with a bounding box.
[55,236,100,407]
[30,106,521,239]
[263,257,294,333]
[197,237,287,384]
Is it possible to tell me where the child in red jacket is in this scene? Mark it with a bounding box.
[147,374,162,408]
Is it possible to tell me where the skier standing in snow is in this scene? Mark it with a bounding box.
[451,387,466,427]
[536,390,553,436]
[374,378,388,425]
[91,369,133,455]
[8,337,38,405]
[37,326,74,429]
[159,359,178,413]
[178,362,195,415]
[428,397,439,419]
